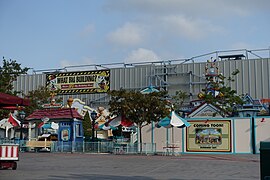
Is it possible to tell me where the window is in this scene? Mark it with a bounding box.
[76,124,82,137]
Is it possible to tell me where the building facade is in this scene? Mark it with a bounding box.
[12,49,270,154]
[14,56,270,108]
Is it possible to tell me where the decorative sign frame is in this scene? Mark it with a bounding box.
[61,129,70,141]
[46,70,110,94]
[186,120,231,152]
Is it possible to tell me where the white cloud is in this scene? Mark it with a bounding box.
[80,24,95,38]
[161,15,221,40]
[107,22,144,46]
[125,48,160,63]
[60,60,74,68]
[105,1,225,41]
[104,0,270,17]
[162,15,203,40]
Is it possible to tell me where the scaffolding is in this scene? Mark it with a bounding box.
[14,48,270,107]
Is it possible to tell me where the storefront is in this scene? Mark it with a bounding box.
[25,108,84,151]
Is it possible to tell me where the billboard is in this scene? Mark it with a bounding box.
[46,70,110,94]
[186,120,231,152]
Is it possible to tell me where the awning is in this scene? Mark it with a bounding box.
[157,111,190,128]
[120,116,133,127]
[41,134,51,138]
[0,92,30,109]
[41,123,52,129]
[157,116,172,128]
[41,122,59,129]
[170,111,190,127]
[140,85,159,94]
[99,124,117,130]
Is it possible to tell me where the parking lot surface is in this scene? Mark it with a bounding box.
[0,153,260,180]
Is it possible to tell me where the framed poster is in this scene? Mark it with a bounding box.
[186,120,231,152]
[61,129,70,141]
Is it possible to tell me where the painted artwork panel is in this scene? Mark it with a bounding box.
[186,120,231,152]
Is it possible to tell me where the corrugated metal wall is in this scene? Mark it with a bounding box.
[14,58,270,107]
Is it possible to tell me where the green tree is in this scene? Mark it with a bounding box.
[0,57,29,94]
[0,57,29,119]
[172,90,189,111]
[108,89,170,153]
[82,111,92,141]
[199,69,243,116]
[23,86,62,115]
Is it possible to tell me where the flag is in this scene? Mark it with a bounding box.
[8,113,20,127]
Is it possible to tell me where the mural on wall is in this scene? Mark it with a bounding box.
[186,120,231,152]
[46,70,110,94]
[70,98,116,139]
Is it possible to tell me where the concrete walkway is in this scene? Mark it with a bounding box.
[0,153,260,180]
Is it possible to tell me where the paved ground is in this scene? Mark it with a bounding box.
[0,152,260,180]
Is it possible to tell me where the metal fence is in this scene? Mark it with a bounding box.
[0,138,18,144]
[16,140,157,155]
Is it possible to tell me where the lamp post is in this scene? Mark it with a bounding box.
[90,111,97,142]
[19,111,26,140]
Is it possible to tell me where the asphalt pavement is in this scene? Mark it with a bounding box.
[0,152,260,180]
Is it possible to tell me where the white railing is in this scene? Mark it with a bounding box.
[130,132,138,144]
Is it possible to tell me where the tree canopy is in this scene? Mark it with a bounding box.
[172,90,189,112]
[0,57,29,94]
[109,89,170,127]
[23,86,62,116]
[198,69,243,116]
[0,58,29,119]
[108,89,170,152]
[82,111,92,141]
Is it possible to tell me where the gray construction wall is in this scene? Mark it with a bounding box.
[14,58,270,107]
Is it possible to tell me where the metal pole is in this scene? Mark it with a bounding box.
[92,119,95,142]
[172,127,175,155]
[90,110,97,142]
[83,141,85,153]
[20,119,23,140]
[251,117,256,154]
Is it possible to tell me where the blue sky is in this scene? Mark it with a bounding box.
[0,0,269,71]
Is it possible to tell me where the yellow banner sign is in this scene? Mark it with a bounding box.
[46,70,110,94]
[186,120,231,152]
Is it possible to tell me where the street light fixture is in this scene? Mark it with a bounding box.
[19,111,26,140]
[90,111,97,142]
